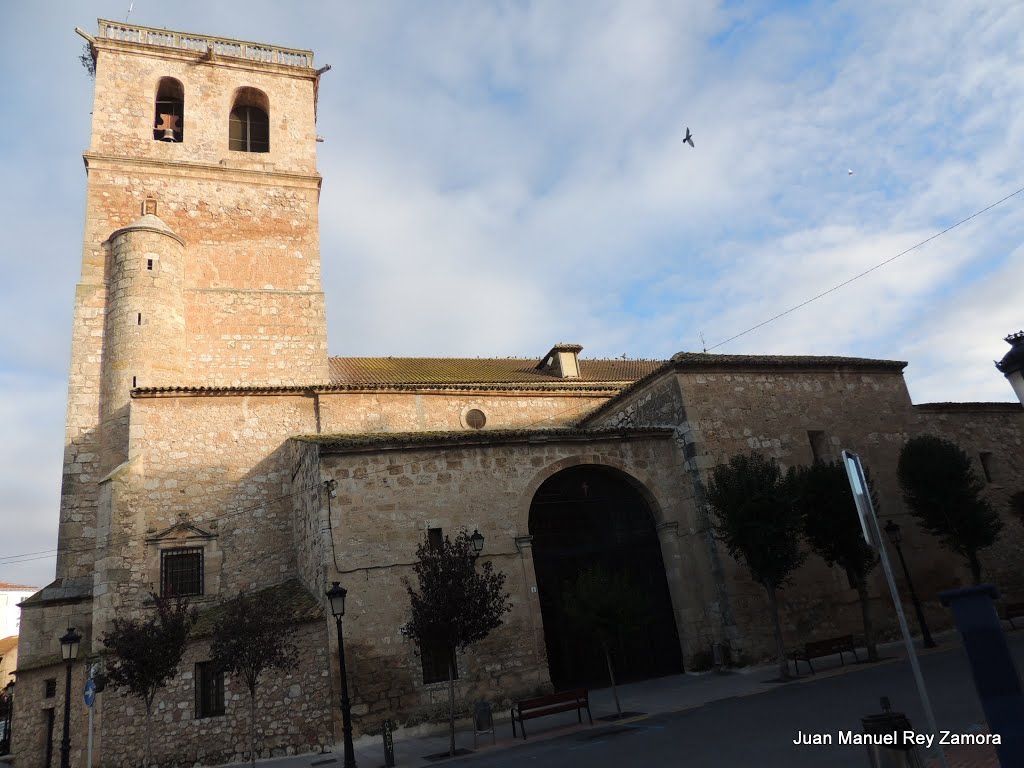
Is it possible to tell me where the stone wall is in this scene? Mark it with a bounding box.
[308,430,715,732]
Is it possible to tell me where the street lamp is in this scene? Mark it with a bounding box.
[995,330,1024,406]
[59,626,81,768]
[883,521,936,649]
[326,582,356,768]
[470,529,485,559]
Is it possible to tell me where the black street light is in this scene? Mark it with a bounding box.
[327,582,356,768]
[995,330,1024,406]
[1,679,14,755]
[59,626,82,768]
[884,521,936,649]
[470,529,485,559]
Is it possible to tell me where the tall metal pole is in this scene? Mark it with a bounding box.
[60,659,73,768]
[893,540,936,648]
[334,615,357,768]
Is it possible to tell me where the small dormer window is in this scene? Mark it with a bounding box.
[154,77,184,142]
[229,87,269,153]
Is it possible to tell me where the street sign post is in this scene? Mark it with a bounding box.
[84,672,97,767]
[841,450,948,768]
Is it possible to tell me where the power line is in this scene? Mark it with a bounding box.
[707,184,1024,352]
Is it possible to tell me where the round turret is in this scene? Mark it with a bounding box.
[99,212,186,471]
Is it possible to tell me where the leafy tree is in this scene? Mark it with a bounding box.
[706,452,806,680]
[788,461,879,661]
[403,530,512,756]
[101,594,197,768]
[210,591,300,767]
[898,435,1003,584]
[562,567,649,716]
[78,42,96,78]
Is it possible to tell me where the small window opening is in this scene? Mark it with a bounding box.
[421,636,458,685]
[137,313,142,325]
[147,259,153,270]
[44,679,56,698]
[427,527,443,551]
[979,452,995,483]
[807,430,829,463]
[229,87,270,153]
[132,376,137,388]
[465,408,487,430]
[154,77,184,142]
[195,661,225,718]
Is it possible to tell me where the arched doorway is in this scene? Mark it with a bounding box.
[529,465,684,689]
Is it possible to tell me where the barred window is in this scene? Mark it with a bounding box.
[229,87,270,153]
[161,547,204,597]
[195,661,225,718]
[421,637,457,685]
[44,679,56,698]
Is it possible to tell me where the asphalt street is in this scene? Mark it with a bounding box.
[448,638,1024,768]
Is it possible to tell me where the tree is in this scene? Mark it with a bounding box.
[898,435,1003,584]
[562,567,649,717]
[210,591,300,767]
[788,460,879,661]
[706,452,806,680]
[101,594,196,768]
[403,530,512,757]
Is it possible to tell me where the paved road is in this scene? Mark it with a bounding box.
[451,640,1023,768]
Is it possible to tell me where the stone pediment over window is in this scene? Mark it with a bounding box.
[145,518,221,600]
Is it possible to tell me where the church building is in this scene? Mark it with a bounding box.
[12,20,1024,767]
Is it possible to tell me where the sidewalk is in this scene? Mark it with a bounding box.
[229,629,1007,768]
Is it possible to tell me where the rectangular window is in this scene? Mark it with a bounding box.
[979,452,995,483]
[147,259,153,270]
[421,637,458,685]
[44,679,56,698]
[195,662,225,718]
[161,547,204,597]
[807,430,829,463]
[427,527,443,551]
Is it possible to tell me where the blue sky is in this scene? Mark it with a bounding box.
[1,1,1022,588]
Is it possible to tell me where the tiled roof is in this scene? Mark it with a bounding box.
[0,582,37,591]
[296,426,675,453]
[327,357,665,386]
[0,635,17,655]
[192,578,323,637]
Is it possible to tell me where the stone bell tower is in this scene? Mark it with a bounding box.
[56,19,330,578]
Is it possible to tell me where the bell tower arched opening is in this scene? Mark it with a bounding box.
[529,465,684,689]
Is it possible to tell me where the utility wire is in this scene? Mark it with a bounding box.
[707,184,1024,351]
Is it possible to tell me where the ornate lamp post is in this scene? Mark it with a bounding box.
[995,331,1024,406]
[59,626,82,768]
[1,679,14,755]
[470,529,485,559]
[884,521,936,649]
[327,582,356,768]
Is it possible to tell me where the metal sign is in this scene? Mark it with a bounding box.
[84,678,96,708]
[381,718,395,767]
[842,449,878,548]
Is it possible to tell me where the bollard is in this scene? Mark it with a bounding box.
[860,699,924,768]
[381,718,395,767]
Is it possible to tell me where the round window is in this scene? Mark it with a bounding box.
[465,408,487,430]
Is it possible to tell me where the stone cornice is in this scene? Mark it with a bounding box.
[83,152,322,189]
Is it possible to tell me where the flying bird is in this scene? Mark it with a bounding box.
[683,127,695,148]
[848,169,854,175]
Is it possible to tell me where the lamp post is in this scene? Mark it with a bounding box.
[995,331,1024,406]
[1,679,13,755]
[59,626,81,768]
[884,521,936,649]
[327,582,356,768]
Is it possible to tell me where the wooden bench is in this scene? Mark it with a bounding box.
[510,689,592,740]
[1003,602,1024,630]
[788,635,859,675]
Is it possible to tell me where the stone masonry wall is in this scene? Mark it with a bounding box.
[312,432,718,733]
